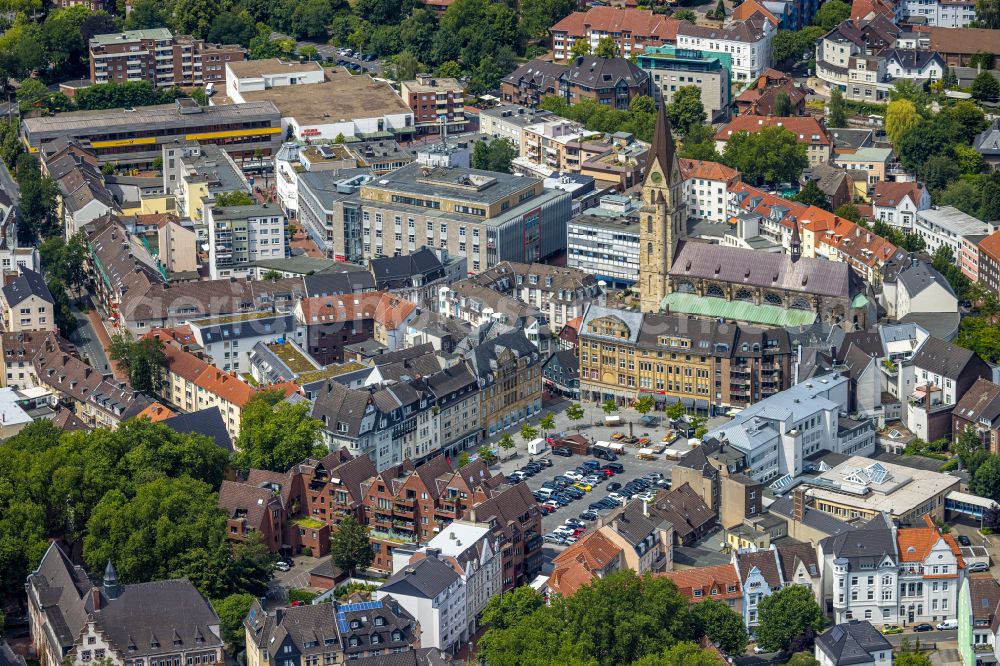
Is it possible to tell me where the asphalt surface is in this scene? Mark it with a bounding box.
[269,33,383,76]
[69,303,113,374]
[0,156,19,204]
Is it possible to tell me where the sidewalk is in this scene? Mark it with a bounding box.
[86,308,127,382]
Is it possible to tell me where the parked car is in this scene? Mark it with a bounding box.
[968,562,990,573]
[584,475,604,486]
[563,487,585,499]
[611,432,625,440]
[936,620,958,630]
[565,471,584,481]
[588,502,607,511]
[608,492,627,504]
[574,482,593,492]
[538,458,554,467]
[543,500,560,511]
[543,534,564,544]
[879,625,902,635]
[957,535,972,546]
[607,482,622,492]
[564,518,585,528]
[579,511,598,521]
[913,624,933,632]
[636,491,657,502]
[552,494,573,506]
[582,460,601,470]
[644,472,664,481]
[604,463,625,474]
[274,560,291,572]
[553,447,572,457]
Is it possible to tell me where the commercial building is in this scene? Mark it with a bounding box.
[21,98,282,166]
[675,14,776,81]
[205,202,288,279]
[400,74,466,135]
[566,194,641,288]
[88,28,245,88]
[478,104,554,145]
[578,304,795,412]
[501,57,650,109]
[162,141,251,222]
[341,163,571,272]
[224,60,414,142]
[638,46,732,122]
[549,8,681,62]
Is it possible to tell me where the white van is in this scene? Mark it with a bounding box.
[527,438,547,455]
[604,415,623,426]
[936,620,958,630]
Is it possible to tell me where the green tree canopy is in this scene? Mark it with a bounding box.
[330,514,374,575]
[784,653,821,666]
[594,36,619,58]
[972,453,1000,502]
[109,331,166,394]
[631,642,725,666]
[690,599,749,654]
[667,86,706,136]
[472,138,518,173]
[233,389,322,473]
[722,126,808,186]
[755,585,825,652]
[885,99,920,146]
[828,87,848,127]
[976,0,1000,27]
[212,593,256,653]
[793,180,829,209]
[972,71,1000,103]
[815,0,850,28]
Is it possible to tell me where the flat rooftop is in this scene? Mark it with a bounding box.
[570,212,640,234]
[403,76,465,94]
[227,58,323,79]
[90,28,172,46]
[805,455,960,518]
[267,341,320,374]
[22,100,280,137]
[363,162,538,206]
[238,68,411,125]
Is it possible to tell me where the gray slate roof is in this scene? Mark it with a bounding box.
[896,259,955,299]
[910,336,983,380]
[816,620,892,665]
[2,267,53,306]
[161,406,233,451]
[379,555,459,599]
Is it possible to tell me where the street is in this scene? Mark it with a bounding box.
[69,301,113,376]
[0,156,19,205]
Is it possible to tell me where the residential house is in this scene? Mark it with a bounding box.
[27,544,224,666]
[599,498,674,574]
[647,483,718,546]
[879,257,958,333]
[895,26,1000,68]
[675,14,777,81]
[883,49,945,82]
[501,56,650,110]
[801,162,853,212]
[871,181,931,231]
[715,115,831,167]
[680,159,741,223]
[777,541,822,602]
[978,230,1000,298]
[969,575,1000,656]
[547,531,625,597]
[974,119,1000,170]
[369,248,463,310]
[374,551,467,652]
[1,268,55,333]
[906,336,990,441]
[815,620,892,666]
[734,548,785,629]
[548,8,682,62]
[818,513,900,625]
[658,563,743,613]
[542,349,579,399]
[734,69,806,116]
[467,481,544,591]
[815,17,901,103]
[671,440,763,529]
[896,516,965,625]
[952,378,1000,454]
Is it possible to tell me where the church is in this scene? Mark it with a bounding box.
[638,105,872,329]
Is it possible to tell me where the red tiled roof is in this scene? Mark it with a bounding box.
[297,291,416,329]
[851,0,895,21]
[658,563,742,602]
[800,206,900,269]
[136,402,177,422]
[872,181,926,209]
[733,0,780,24]
[679,158,741,183]
[897,522,966,569]
[550,7,681,43]
[548,531,624,596]
[980,230,1000,262]
[715,115,831,146]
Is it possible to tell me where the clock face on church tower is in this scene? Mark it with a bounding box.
[650,171,663,184]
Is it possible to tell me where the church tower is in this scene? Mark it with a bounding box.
[638,101,686,313]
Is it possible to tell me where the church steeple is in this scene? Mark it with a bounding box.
[638,101,687,313]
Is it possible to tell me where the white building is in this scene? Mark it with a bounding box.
[566,195,641,289]
[899,0,976,26]
[185,312,303,375]
[478,105,555,145]
[914,206,996,261]
[204,203,288,279]
[224,59,413,143]
[681,159,741,224]
[819,514,900,626]
[871,181,931,231]
[375,551,467,652]
[880,258,957,321]
[675,15,776,82]
[704,373,873,484]
[883,49,945,83]
[815,620,893,666]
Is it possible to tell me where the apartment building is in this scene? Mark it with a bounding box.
[905,336,990,441]
[162,141,251,222]
[638,46,732,122]
[400,74,466,135]
[478,105,554,145]
[467,482,544,591]
[501,56,650,109]
[659,563,743,612]
[978,230,1000,298]
[734,69,807,116]
[672,439,763,529]
[914,206,996,262]
[675,14,776,81]
[376,551,466,652]
[952,378,1000,454]
[88,28,245,87]
[578,305,795,413]
[716,115,831,166]
[1,268,55,333]
[900,0,977,27]
[205,203,288,279]
[511,117,600,177]
[680,159,740,223]
[548,8,681,61]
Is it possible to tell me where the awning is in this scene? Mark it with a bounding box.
[694,399,709,409]
[681,397,695,407]
[664,395,681,405]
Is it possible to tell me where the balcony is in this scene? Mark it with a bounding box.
[370,529,417,545]
[393,505,415,518]
[370,515,392,530]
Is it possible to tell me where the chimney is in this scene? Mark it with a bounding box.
[643,499,649,518]
[91,587,101,610]
[426,548,441,559]
[792,488,805,522]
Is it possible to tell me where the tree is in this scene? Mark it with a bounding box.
[567,402,585,430]
[261,269,284,280]
[885,99,920,146]
[602,398,619,416]
[712,0,726,19]
[388,50,423,82]
[520,422,539,445]
[793,180,829,209]
[691,599,749,654]
[176,530,275,598]
[815,0,850,28]
[125,0,167,29]
[520,0,576,38]
[207,11,256,46]
[895,654,932,666]
[399,8,437,62]
[594,36,619,58]
[172,0,224,38]
[666,86,705,136]
[773,91,793,117]
[233,390,322,473]
[330,515,373,576]
[946,100,988,144]
[828,86,848,127]
[972,71,1000,103]
[17,162,59,244]
[472,138,517,173]
[83,476,226,583]
[975,0,1000,28]
[48,278,79,336]
[632,642,725,666]
[674,8,697,22]
[481,584,545,630]
[498,433,515,453]
[108,331,166,393]
[634,395,655,417]
[457,450,471,468]
[956,144,985,175]
[954,425,988,475]
[785,653,821,666]
[834,201,862,223]
[771,30,802,64]
[570,38,591,57]
[722,126,808,186]
[972,455,1000,503]
[356,0,408,25]
[478,445,497,463]
[666,401,686,421]
[755,585,825,652]
[212,593,256,653]
[539,412,556,439]
[437,60,461,78]
[16,78,52,113]
[920,154,960,193]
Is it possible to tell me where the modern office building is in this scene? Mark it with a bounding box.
[21,99,282,166]
[88,28,245,88]
[205,203,288,279]
[637,46,732,122]
[567,195,640,288]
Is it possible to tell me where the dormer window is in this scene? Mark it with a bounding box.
[351,620,361,629]
[392,631,403,641]
[375,616,386,626]
[371,634,381,644]
[349,637,359,647]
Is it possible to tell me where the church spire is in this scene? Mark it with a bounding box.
[645,100,677,178]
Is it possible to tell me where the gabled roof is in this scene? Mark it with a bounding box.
[819,513,897,566]
[379,555,460,599]
[776,542,820,580]
[954,378,1000,428]
[897,522,965,568]
[716,115,830,146]
[734,549,783,588]
[548,531,624,597]
[816,620,892,665]
[872,181,927,209]
[550,7,681,42]
[161,406,234,451]
[679,158,739,184]
[658,563,741,601]
[910,336,984,380]
[2,267,53,307]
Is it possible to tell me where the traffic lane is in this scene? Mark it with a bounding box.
[501,449,676,538]
[884,628,956,645]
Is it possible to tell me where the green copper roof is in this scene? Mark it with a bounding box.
[660,292,817,327]
[852,293,869,308]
